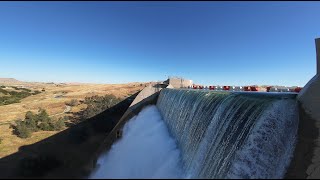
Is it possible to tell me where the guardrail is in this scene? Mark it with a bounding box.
[184,85,302,93]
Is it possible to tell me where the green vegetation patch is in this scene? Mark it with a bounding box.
[11,108,66,139]
[80,94,123,119]
[0,87,42,106]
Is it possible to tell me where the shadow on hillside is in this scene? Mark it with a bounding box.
[0,92,140,179]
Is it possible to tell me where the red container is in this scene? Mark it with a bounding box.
[223,86,230,90]
[266,86,271,92]
[294,87,302,93]
[250,86,259,91]
[193,85,198,89]
[244,86,251,91]
[209,86,215,90]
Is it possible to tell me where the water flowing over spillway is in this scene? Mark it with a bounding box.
[89,105,184,179]
[90,88,299,179]
[156,89,299,179]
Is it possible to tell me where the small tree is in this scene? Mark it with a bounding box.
[53,118,65,131]
[25,111,35,120]
[25,118,38,132]
[20,111,39,132]
[38,122,54,131]
[37,108,51,123]
[14,120,32,138]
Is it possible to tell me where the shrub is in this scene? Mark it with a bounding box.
[19,88,31,92]
[12,86,20,90]
[37,108,51,123]
[12,108,66,138]
[65,99,78,106]
[53,118,65,131]
[62,116,69,121]
[0,96,20,105]
[0,88,33,106]
[80,94,122,119]
[38,122,54,131]
[32,90,41,95]
[0,88,8,95]
[25,118,39,132]
[25,111,36,120]
[13,120,32,138]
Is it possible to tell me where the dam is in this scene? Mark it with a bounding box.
[90,89,298,178]
[88,38,320,179]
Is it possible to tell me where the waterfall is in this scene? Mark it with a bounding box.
[156,89,299,179]
[90,88,299,179]
[89,105,184,179]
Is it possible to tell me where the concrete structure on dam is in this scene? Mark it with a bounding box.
[298,38,320,122]
[286,38,320,179]
[163,77,193,88]
[89,38,320,179]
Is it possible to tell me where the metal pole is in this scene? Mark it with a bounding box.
[316,38,320,74]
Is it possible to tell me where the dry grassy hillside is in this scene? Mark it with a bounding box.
[0,79,146,158]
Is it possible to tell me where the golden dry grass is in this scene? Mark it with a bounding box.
[0,82,144,123]
[0,81,146,158]
[0,124,59,158]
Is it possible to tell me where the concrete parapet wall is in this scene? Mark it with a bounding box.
[298,38,320,121]
[129,84,163,107]
[298,74,320,121]
[166,77,193,88]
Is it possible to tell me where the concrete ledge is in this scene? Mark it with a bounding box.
[130,84,162,107]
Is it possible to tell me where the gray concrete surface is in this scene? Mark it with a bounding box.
[129,84,163,107]
[286,38,320,179]
[298,38,320,121]
[164,77,193,88]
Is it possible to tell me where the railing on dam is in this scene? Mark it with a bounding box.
[184,85,302,93]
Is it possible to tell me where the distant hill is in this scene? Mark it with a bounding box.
[0,78,22,84]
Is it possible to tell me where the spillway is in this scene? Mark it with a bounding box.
[157,89,298,178]
[90,88,299,179]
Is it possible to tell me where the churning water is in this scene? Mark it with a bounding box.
[89,105,184,179]
[90,88,299,179]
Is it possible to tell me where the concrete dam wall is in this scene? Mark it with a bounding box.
[90,88,301,178]
[89,38,320,179]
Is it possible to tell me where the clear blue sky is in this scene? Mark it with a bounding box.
[0,2,319,86]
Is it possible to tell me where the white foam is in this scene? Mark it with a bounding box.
[227,99,299,179]
[89,105,183,179]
